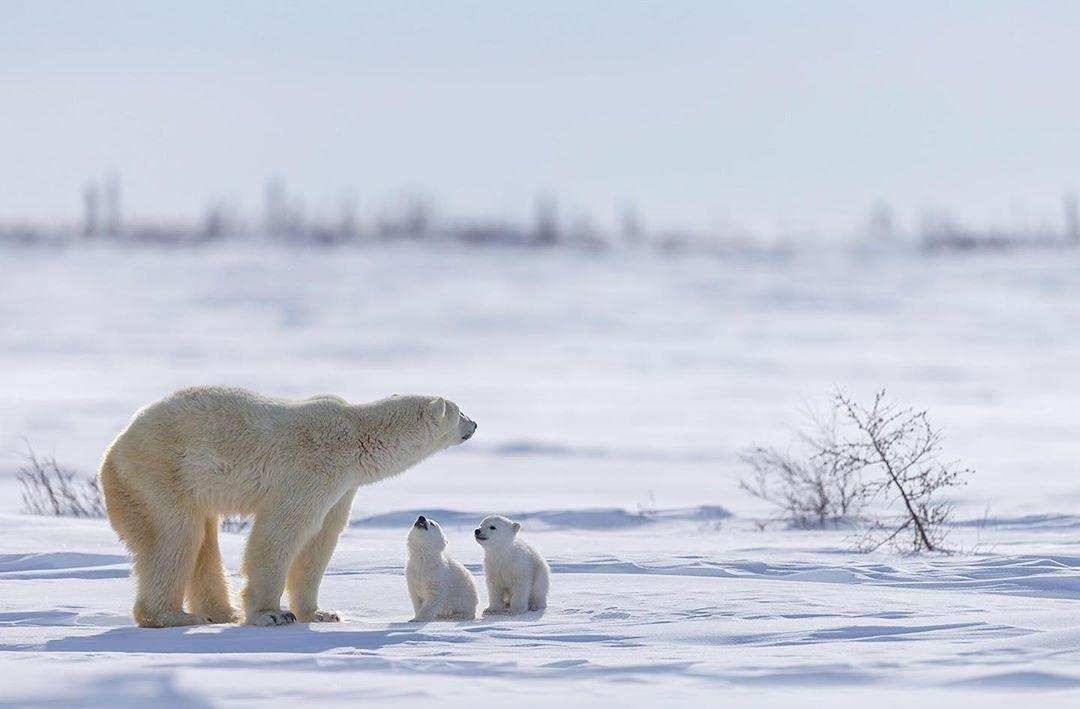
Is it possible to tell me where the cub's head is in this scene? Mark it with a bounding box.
[408,515,447,553]
[474,514,520,547]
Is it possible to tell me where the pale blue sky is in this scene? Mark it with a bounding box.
[2,1,1079,236]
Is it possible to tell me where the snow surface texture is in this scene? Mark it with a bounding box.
[2,243,1080,706]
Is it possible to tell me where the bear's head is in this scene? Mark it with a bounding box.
[425,396,477,447]
[408,514,448,553]
[384,395,476,448]
[474,514,520,547]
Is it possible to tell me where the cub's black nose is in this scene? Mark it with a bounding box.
[415,516,428,529]
[474,528,481,536]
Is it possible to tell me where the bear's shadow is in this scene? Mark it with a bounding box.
[39,623,451,655]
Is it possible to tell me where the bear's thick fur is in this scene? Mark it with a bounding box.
[99,386,476,627]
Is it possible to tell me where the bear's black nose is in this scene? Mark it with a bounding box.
[474,528,481,536]
[415,516,428,529]
[461,417,477,441]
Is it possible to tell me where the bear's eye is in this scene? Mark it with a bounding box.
[489,525,496,530]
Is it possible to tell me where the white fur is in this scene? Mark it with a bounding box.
[406,516,479,621]
[99,386,476,627]
[474,515,550,614]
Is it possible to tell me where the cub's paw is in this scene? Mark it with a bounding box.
[482,606,507,616]
[249,610,297,627]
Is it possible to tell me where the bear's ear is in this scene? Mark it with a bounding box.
[427,397,447,421]
[511,521,521,534]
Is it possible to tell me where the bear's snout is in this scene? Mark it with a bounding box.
[460,415,477,441]
[415,515,428,530]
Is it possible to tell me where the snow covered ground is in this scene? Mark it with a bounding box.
[2,242,1080,706]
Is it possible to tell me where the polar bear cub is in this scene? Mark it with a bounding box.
[406,515,479,621]
[474,515,550,614]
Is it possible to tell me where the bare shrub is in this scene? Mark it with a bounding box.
[741,414,869,529]
[740,451,866,529]
[742,390,971,552]
[17,444,105,518]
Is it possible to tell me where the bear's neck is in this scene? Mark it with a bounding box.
[409,543,446,566]
[349,412,444,486]
[484,542,517,563]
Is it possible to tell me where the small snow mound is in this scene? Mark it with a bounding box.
[490,440,606,459]
[526,509,655,529]
[350,509,477,528]
[953,514,1080,530]
[483,438,725,463]
[0,552,127,573]
[541,659,591,669]
[783,568,866,584]
[593,611,633,620]
[948,671,1080,689]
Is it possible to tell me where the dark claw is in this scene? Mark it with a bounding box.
[282,611,297,623]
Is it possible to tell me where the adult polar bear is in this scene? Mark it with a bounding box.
[99,387,476,628]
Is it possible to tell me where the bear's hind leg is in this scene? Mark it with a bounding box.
[186,517,238,623]
[133,512,207,628]
[101,458,207,628]
[530,567,549,611]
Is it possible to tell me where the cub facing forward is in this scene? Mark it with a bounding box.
[406,515,479,621]
[474,515,549,614]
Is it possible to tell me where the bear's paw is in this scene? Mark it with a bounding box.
[250,610,297,626]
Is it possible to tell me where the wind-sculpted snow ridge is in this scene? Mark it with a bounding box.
[0,552,129,580]
[553,553,1080,601]
[950,514,1080,531]
[350,505,732,530]
[478,438,728,463]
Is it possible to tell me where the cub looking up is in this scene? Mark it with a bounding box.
[406,515,479,621]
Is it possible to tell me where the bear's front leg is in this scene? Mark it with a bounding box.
[242,508,320,626]
[482,575,506,615]
[411,593,446,622]
[287,489,356,623]
[508,579,532,615]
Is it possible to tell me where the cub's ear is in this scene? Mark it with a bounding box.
[511,521,521,534]
[427,398,447,421]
